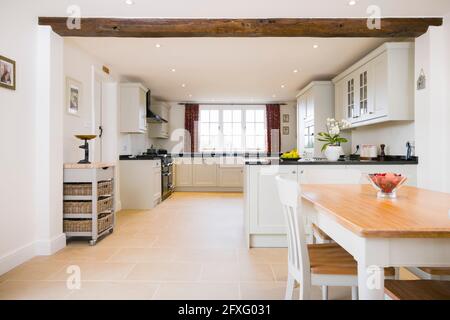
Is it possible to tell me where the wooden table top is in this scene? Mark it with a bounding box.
[301,185,450,238]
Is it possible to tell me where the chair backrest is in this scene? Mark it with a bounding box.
[301,168,362,184]
[275,176,311,288]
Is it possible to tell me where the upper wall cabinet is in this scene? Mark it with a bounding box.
[296,81,334,158]
[333,42,414,128]
[120,83,148,133]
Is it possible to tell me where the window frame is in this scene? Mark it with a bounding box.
[198,105,267,152]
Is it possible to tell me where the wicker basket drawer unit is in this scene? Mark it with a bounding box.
[64,213,114,233]
[64,196,113,215]
[63,180,113,197]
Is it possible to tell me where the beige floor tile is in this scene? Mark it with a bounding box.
[271,264,288,282]
[126,262,202,281]
[201,262,275,282]
[1,261,68,281]
[108,247,176,263]
[96,236,158,248]
[238,248,288,264]
[240,282,287,300]
[52,246,120,262]
[48,262,135,281]
[153,282,239,300]
[67,281,159,300]
[0,281,72,300]
[174,248,238,263]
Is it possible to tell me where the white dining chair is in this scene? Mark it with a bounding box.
[275,176,360,300]
[301,168,362,245]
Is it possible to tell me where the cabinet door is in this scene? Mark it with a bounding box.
[175,163,193,187]
[344,75,357,122]
[334,80,345,122]
[250,166,298,234]
[372,52,388,118]
[139,87,147,132]
[305,91,314,121]
[193,160,217,186]
[218,166,243,187]
[153,164,162,203]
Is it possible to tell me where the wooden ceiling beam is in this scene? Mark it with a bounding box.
[38,17,442,38]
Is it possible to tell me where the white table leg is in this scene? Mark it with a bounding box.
[357,262,385,300]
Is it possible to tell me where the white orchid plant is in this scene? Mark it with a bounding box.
[317,118,352,152]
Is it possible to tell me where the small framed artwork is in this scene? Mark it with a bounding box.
[283,114,289,123]
[283,126,290,135]
[0,55,16,90]
[66,77,82,116]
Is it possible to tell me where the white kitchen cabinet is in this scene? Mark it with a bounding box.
[245,163,418,248]
[333,42,414,128]
[193,159,217,187]
[296,81,335,158]
[120,83,148,133]
[119,160,161,209]
[174,157,244,191]
[248,165,298,235]
[174,160,193,187]
[217,165,244,188]
[148,102,170,138]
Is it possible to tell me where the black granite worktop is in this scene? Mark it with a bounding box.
[245,156,418,166]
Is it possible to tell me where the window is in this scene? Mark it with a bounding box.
[198,105,266,152]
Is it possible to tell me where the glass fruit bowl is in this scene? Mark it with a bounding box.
[367,173,407,199]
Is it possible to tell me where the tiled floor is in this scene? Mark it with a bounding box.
[0,192,356,300]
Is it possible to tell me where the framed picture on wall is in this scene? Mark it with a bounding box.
[283,126,290,135]
[66,77,82,116]
[283,114,289,123]
[0,55,16,90]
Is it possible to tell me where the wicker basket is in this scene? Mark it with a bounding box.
[64,180,113,197]
[64,196,113,214]
[64,213,114,233]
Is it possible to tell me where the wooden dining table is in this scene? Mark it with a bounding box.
[301,184,450,300]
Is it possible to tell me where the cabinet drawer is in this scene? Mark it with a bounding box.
[97,167,114,182]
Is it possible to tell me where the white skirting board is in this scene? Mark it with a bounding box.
[175,187,243,193]
[34,233,66,256]
[0,234,66,276]
[0,241,36,276]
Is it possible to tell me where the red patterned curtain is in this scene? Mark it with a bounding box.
[184,104,199,152]
[266,104,281,154]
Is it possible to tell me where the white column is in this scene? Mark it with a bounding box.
[35,26,65,255]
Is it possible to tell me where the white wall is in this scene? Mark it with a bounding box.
[415,14,450,193]
[0,1,40,274]
[280,102,297,152]
[119,102,297,154]
[350,121,415,155]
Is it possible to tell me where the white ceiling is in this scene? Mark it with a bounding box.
[58,0,449,103]
[34,0,450,18]
[69,37,396,103]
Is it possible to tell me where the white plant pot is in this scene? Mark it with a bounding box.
[324,146,342,161]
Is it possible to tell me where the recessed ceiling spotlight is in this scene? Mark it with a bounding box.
[155,44,161,48]
[293,69,299,73]
[181,84,186,88]
[188,94,192,98]
[171,68,176,72]
[281,84,286,88]
[348,0,357,6]
[313,44,319,49]
[125,0,134,5]
[272,94,277,98]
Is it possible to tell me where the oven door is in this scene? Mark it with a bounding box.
[161,164,173,200]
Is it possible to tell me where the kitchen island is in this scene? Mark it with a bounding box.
[244,158,418,248]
